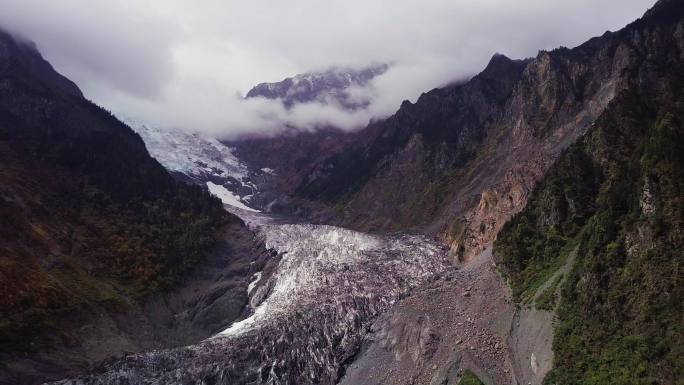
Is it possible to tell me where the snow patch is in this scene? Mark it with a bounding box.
[207,182,260,212]
[247,272,262,295]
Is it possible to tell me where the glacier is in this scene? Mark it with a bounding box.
[53,119,455,385]
[53,208,453,385]
[122,117,261,212]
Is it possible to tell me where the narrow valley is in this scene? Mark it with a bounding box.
[1,1,682,384]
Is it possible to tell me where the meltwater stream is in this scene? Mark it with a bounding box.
[54,208,452,385]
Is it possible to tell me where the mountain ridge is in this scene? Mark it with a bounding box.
[246,63,389,109]
[0,28,269,384]
[283,0,683,263]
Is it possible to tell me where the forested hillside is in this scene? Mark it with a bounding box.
[495,57,683,385]
[0,29,238,382]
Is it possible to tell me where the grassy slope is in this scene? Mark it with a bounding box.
[458,369,485,385]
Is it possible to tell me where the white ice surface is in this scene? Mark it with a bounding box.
[207,182,260,212]
[123,117,249,182]
[217,222,447,337]
[247,272,262,295]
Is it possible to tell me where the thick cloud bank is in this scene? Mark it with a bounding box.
[0,0,654,138]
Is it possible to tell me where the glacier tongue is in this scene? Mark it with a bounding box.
[53,210,452,385]
[206,181,261,212]
[217,222,439,338]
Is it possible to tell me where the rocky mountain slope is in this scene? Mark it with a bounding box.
[291,0,684,265]
[0,29,268,384]
[494,35,684,385]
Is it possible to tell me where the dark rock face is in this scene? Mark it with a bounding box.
[245,64,388,109]
[227,127,360,213]
[0,29,266,384]
[292,0,684,263]
[0,29,82,98]
[296,53,529,207]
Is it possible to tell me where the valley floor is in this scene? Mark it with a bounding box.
[52,206,552,385]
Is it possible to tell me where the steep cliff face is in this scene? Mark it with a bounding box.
[0,29,267,384]
[495,80,683,384]
[294,0,683,262]
[296,54,530,237]
[493,2,684,382]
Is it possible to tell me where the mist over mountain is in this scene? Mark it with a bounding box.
[0,0,654,138]
[1,1,683,385]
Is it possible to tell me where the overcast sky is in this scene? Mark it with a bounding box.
[1,0,655,138]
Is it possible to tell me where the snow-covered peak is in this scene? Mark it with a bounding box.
[245,63,389,109]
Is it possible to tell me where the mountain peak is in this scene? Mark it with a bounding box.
[483,52,513,69]
[478,52,528,82]
[0,29,83,98]
[637,0,684,26]
[245,63,389,109]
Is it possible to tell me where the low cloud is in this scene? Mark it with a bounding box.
[0,0,655,139]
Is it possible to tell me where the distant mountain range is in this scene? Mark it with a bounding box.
[246,63,388,109]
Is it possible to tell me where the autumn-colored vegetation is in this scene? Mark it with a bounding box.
[0,39,230,358]
[495,89,684,384]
